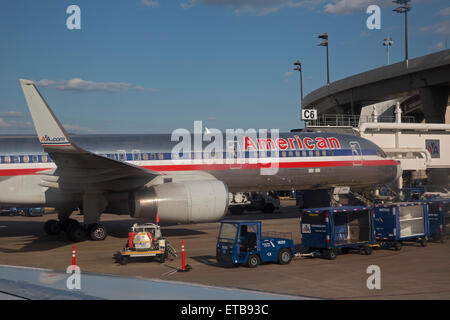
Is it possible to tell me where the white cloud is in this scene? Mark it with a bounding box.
[283,71,294,78]
[140,0,160,7]
[63,124,96,133]
[324,0,390,15]
[35,78,157,94]
[420,20,450,36]
[437,7,450,17]
[0,118,10,128]
[180,0,196,9]
[0,111,24,118]
[199,0,323,16]
[0,117,32,129]
[430,41,445,51]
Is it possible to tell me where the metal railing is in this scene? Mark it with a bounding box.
[305,114,415,128]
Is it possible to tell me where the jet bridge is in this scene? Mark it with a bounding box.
[305,103,450,188]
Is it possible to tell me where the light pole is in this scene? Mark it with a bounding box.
[293,60,303,106]
[318,32,329,85]
[393,0,411,62]
[383,37,394,65]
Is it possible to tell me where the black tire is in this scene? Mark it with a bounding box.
[246,254,260,268]
[393,241,402,251]
[44,220,61,235]
[119,255,129,265]
[327,249,336,260]
[278,249,292,265]
[60,219,79,232]
[341,247,350,254]
[262,204,275,214]
[362,246,373,255]
[68,225,86,242]
[88,223,107,241]
[229,206,244,215]
[158,254,166,263]
[420,238,427,247]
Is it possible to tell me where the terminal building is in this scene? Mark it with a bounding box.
[297,49,450,196]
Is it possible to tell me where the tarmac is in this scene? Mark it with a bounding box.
[0,199,449,300]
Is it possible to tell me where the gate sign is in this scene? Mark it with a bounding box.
[302,109,318,121]
[426,139,440,158]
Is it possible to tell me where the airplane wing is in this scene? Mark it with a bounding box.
[19,79,159,192]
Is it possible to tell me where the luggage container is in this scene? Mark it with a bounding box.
[373,202,429,250]
[300,206,375,260]
[420,198,449,243]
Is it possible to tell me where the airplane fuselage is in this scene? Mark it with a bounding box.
[0,132,400,207]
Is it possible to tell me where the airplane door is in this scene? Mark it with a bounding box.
[350,141,363,166]
[227,140,242,169]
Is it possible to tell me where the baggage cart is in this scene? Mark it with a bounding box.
[420,198,449,243]
[373,202,429,250]
[300,206,375,260]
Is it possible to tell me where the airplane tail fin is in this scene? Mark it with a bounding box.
[19,79,76,151]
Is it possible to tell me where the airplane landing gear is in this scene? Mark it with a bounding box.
[44,220,61,235]
[43,219,108,242]
[87,223,107,241]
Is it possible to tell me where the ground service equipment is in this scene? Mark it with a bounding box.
[115,223,177,265]
[420,198,449,243]
[216,221,295,268]
[373,202,429,250]
[300,206,375,259]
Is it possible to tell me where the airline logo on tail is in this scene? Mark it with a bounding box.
[40,135,71,146]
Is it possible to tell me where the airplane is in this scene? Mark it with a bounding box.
[0,79,401,242]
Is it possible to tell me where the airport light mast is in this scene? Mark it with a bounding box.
[293,60,303,107]
[318,32,330,85]
[393,0,411,62]
[383,37,394,65]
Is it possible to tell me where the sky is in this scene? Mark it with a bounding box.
[0,0,449,135]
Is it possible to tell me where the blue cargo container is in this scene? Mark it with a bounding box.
[373,202,429,250]
[300,206,375,260]
[420,198,449,243]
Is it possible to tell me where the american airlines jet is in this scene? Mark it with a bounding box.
[0,79,401,241]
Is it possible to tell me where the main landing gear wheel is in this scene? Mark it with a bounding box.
[68,224,86,242]
[88,223,107,241]
[44,220,61,235]
[60,219,80,232]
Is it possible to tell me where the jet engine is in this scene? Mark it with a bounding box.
[129,180,229,223]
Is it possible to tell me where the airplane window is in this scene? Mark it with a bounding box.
[4,156,10,163]
[31,155,38,163]
[158,153,164,160]
[322,150,326,156]
[296,151,300,157]
[117,151,126,161]
[42,155,48,162]
[133,150,141,161]
[142,153,148,160]
[282,151,286,158]
[23,155,29,163]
